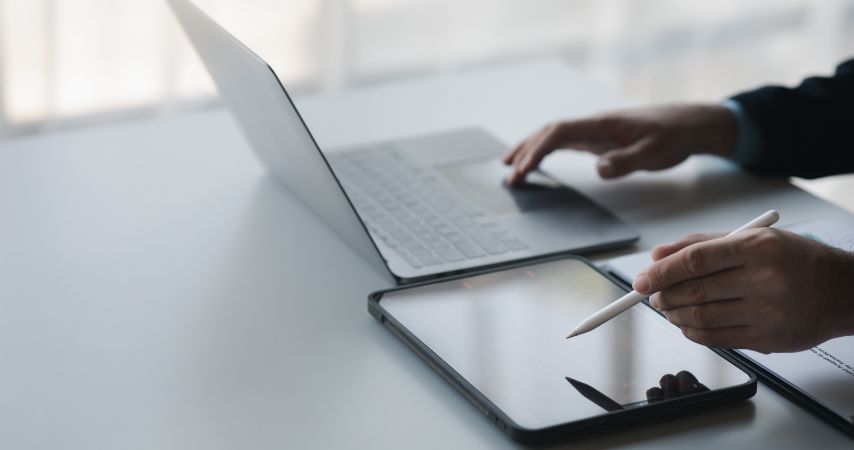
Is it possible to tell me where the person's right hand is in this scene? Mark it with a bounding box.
[639,228,854,353]
[503,103,738,185]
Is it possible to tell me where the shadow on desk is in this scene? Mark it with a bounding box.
[533,401,757,450]
[580,161,791,224]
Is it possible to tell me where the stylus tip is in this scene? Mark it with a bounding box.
[566,330,579,339]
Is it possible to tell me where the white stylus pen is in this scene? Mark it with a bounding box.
[566,209,780,339]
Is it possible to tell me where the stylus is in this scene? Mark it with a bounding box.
[566,210,780,339]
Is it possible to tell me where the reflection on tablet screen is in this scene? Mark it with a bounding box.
[380,259,751,430]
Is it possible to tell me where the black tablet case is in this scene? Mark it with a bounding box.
[369,255,758,444]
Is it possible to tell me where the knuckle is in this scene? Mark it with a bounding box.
[594,114,619,129]
[682,247,705,276]
[655,290,674,311]
[537,123,565,151]
[735,234,752,257]
[644,119,664,136]
[690,306,708,328]
[745,227,781,249]
[646,263,664,288]
[767,266,786,285]
[546,121,567,137]
[682,233,706,243]
[760,267,774,286]
[756,266,784,287]
[684,278,706,303]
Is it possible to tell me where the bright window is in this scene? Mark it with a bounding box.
[2,0,854,136]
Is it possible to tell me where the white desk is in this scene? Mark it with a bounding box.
[1,59,851,449]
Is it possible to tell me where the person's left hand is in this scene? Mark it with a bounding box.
[633,228,854,353]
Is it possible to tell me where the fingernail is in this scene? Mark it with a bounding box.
[597,158,613,177]
[649,294,660,309]
[633,274,650,293]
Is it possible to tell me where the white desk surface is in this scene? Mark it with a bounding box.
[2,58,852,449]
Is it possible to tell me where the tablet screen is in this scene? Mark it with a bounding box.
[380,258,752,430]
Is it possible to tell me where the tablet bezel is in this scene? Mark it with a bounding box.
[368,254,758,444]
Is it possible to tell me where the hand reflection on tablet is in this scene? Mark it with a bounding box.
[566,370,709,412]
[646,370,709,403]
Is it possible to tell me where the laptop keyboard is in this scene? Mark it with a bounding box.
[331,146,529,269]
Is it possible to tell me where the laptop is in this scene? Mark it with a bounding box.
[168,0,638,284]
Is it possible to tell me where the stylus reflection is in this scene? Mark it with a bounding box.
[566,370,709,412]
[565,376,623,412]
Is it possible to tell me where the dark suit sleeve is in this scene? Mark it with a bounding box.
[730,58,854,179]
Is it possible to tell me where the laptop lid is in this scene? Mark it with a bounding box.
[167,0,395,282]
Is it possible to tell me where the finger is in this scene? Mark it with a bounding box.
[502,142,522,165]
[651,233,726,261]
[633,236,746,294]
[520,117,619,168]
[506,137,558,186]
[649,267,747,310]
[660,374,679,398]
[661,298,754,329]
[543,116,617,152]
[675,371,709,394]
[646,386,664,402]
[515,126,563,174]
[507,159,533,185]
[506,137,544,186]
[506,167,523,186]
[504,136,535,166]
[509,117,623,185]
[680,325,769,350]
[506,148,532,185]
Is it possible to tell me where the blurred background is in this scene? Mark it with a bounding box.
[1,0,854,205]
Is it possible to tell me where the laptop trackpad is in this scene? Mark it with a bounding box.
[438,159,585,216]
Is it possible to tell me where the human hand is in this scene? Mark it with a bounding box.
[503,103,737,185]
[646,370,709,403]
[634,228,854,353]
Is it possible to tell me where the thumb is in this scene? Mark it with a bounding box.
[596,145,646,179]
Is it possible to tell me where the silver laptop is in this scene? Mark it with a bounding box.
[168,0,638,284]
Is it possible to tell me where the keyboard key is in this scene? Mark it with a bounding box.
[503,239,529,251]
[416,254,444,266]
[399,251,422,268]
[454,241,486,258]
[331,149,529,266]
[434,245,465,262]
[473,236,509,255]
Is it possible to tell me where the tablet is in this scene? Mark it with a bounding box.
[368,256,757,443]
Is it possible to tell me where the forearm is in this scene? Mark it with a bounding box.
[728,59,854,178]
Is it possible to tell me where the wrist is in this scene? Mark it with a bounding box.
[693,104,738,158]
